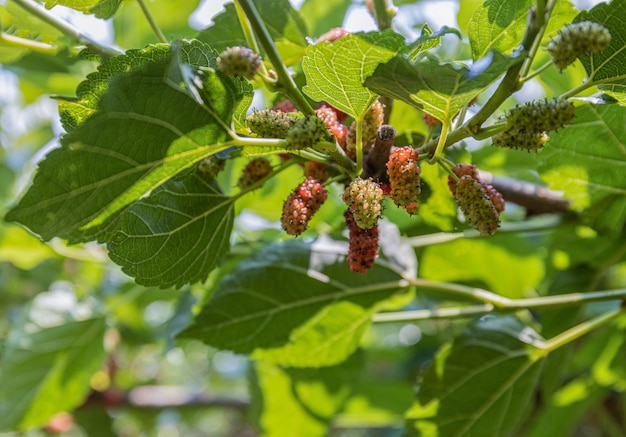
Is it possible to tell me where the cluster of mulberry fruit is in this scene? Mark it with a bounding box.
[547,21,611,71]
[448,164,504,235]
[281,177,327,236]
[492,98,575,151]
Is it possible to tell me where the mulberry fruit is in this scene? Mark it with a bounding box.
[455,175,501,235]
[448,164,480,193]
[342,177,384,230]
[198,155,226,179]
[281,177,327,236]
[285,115,329,150]
[345,210,379,274]
[237,157,273,189]
[548,21,611,71]
[386,146,421,209]
[493,98,574,151]
[304,160,329,183]
[316,27,350,43]
[217,46,262,80]
[247,109,298,139]
[315,103,348,148]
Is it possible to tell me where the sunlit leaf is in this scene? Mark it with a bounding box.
[538,104,626,231]
[302,30,405,118]
[468,0,576,60]
[406,316,545,437]
[42,0,121,18]
[6,41,252,243]
[365,50,521,122]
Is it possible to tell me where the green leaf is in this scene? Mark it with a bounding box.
[576,1,626,104]
[468,0,531,60]
[108,172,234,288]
[299,0,352,39]
[538,104,626,231]
[252,356,361,437]
[0,289,106,431]
[405,316,545,437]
[469,0,576,61]
[302,30,406,118]
[407,25,461,61]
[365,50,521,122]
[196,0,308,65]
[42,0,121,18]
[6,41,252,243]
[0,3,65,63]
[180,238,408,367]
[419,234,546,299]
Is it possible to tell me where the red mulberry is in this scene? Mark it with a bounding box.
[345,210,379,274]
[281,177,327,236]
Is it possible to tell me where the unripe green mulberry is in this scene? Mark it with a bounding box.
[285,115,329,150]
[493,98,574,151]
[346,100,385,154]
[217,46,262,80]
[344,210,379,274]
[548,21,611,71]
[342,177,384,230]
[198,155,226,179]
[281,177,327,236]
[247,109,298,139]
[386,146,421,208]
[237,157,272,189]
[455,175,501,235]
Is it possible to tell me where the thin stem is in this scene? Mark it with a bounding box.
[372,0,394,31]
[355,116,364,176]
[520,60,553,83]
[11,0,122,57]
[373,304,496,323]
[136,0,167,43]
[471,121,507,140]
[234,0,315,116]
[519,0,556,79]
[538,307,625,354]
[0,31,57,55]
[427,119,450,164]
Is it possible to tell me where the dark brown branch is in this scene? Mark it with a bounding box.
[363,124,396,180]
[478,170,570,215]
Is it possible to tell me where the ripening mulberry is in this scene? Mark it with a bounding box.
[304,160,329,183]
[548,21,611,70]
[237,157,272,189]
[285,115,329,150]
[217,46,262,80]
[492,130,550,152]
[386,146,421,209]
[345,210,379,274]
[315,103,348,148]
[343,177,384,230]
[316,27,350,43]
[247,109,298,139]
[281,177,327,236]
[455,175,501,235]
[448,164,480,193]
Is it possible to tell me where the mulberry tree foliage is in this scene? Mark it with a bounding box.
[2,0,626,436]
